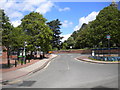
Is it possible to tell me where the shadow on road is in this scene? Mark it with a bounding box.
[91,86,119,90]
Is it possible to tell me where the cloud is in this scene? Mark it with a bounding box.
[11,20,21,27]
[24,0,46,6]
[49,0,118,2]
[0,0,25,13]
[59,7,70,12]
[35,1,54,14]
[61,34,71,42]
[9,11,24,19]
[22,4,36,12]
[61,20,73,28]
[0,0,54,26]
[74,11,99,31]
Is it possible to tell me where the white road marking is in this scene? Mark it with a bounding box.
[44,55,60,69]
[44,61,51,69]
[66,60,70,70]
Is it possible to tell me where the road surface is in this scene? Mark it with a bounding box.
[3,54,119,89]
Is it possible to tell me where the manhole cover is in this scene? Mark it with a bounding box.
[19,81,36,87]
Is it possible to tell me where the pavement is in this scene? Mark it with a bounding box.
[0,54,57,85]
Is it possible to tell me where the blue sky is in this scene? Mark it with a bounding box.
[45,2,111,34]
[0,0,119,41]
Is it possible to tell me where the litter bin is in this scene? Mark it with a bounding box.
[18,55,24,65]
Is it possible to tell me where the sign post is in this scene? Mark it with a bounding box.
[106,35,110,56]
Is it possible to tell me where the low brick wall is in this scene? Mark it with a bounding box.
[1,52,17,61]
[94,49,120,54]
[52,49,120,55]
[52,49,92,54]
[1,52,7,60]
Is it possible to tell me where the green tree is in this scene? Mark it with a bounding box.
[66,37,76,49]
[47,19,62,50]
[20,12,53,57]
[0,30,2,46]
[67,3,120,49]
[35,25,53,57]
[61,41,68,50]
[9,27,27,57]
[89,5,120,47]
[1,9,13,67]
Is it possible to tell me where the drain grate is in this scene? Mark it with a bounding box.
[19,81,36,87]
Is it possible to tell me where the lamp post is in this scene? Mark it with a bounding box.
[35,46,41,58]
[18,42,27,65]
[38,46,41,58]
[23,41,27,64]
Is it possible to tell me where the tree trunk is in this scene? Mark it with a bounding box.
[40,54,42,59]
[30,51,33,56]
[7,47,10,67]
[43,52,45,58]
[30,51,33,60]
[17,49,19,61]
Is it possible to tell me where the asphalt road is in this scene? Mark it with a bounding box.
[3,54,120,89]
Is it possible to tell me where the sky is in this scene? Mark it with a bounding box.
[0,0,119,42]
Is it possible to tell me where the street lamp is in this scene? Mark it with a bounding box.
[18,41,27,65]
[35,46,41,58]
[23,41,27,64]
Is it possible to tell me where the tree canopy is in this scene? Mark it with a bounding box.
[1,10,62,61]
[1,9,13,48]
[20,12,53,53]
[64,4,120,49]
[47,19,62,50]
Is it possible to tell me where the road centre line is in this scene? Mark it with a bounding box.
[66,59,70,70]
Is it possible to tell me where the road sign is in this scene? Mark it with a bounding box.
[106,35,110,39]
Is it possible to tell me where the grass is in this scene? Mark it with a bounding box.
[88,57,100,61]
